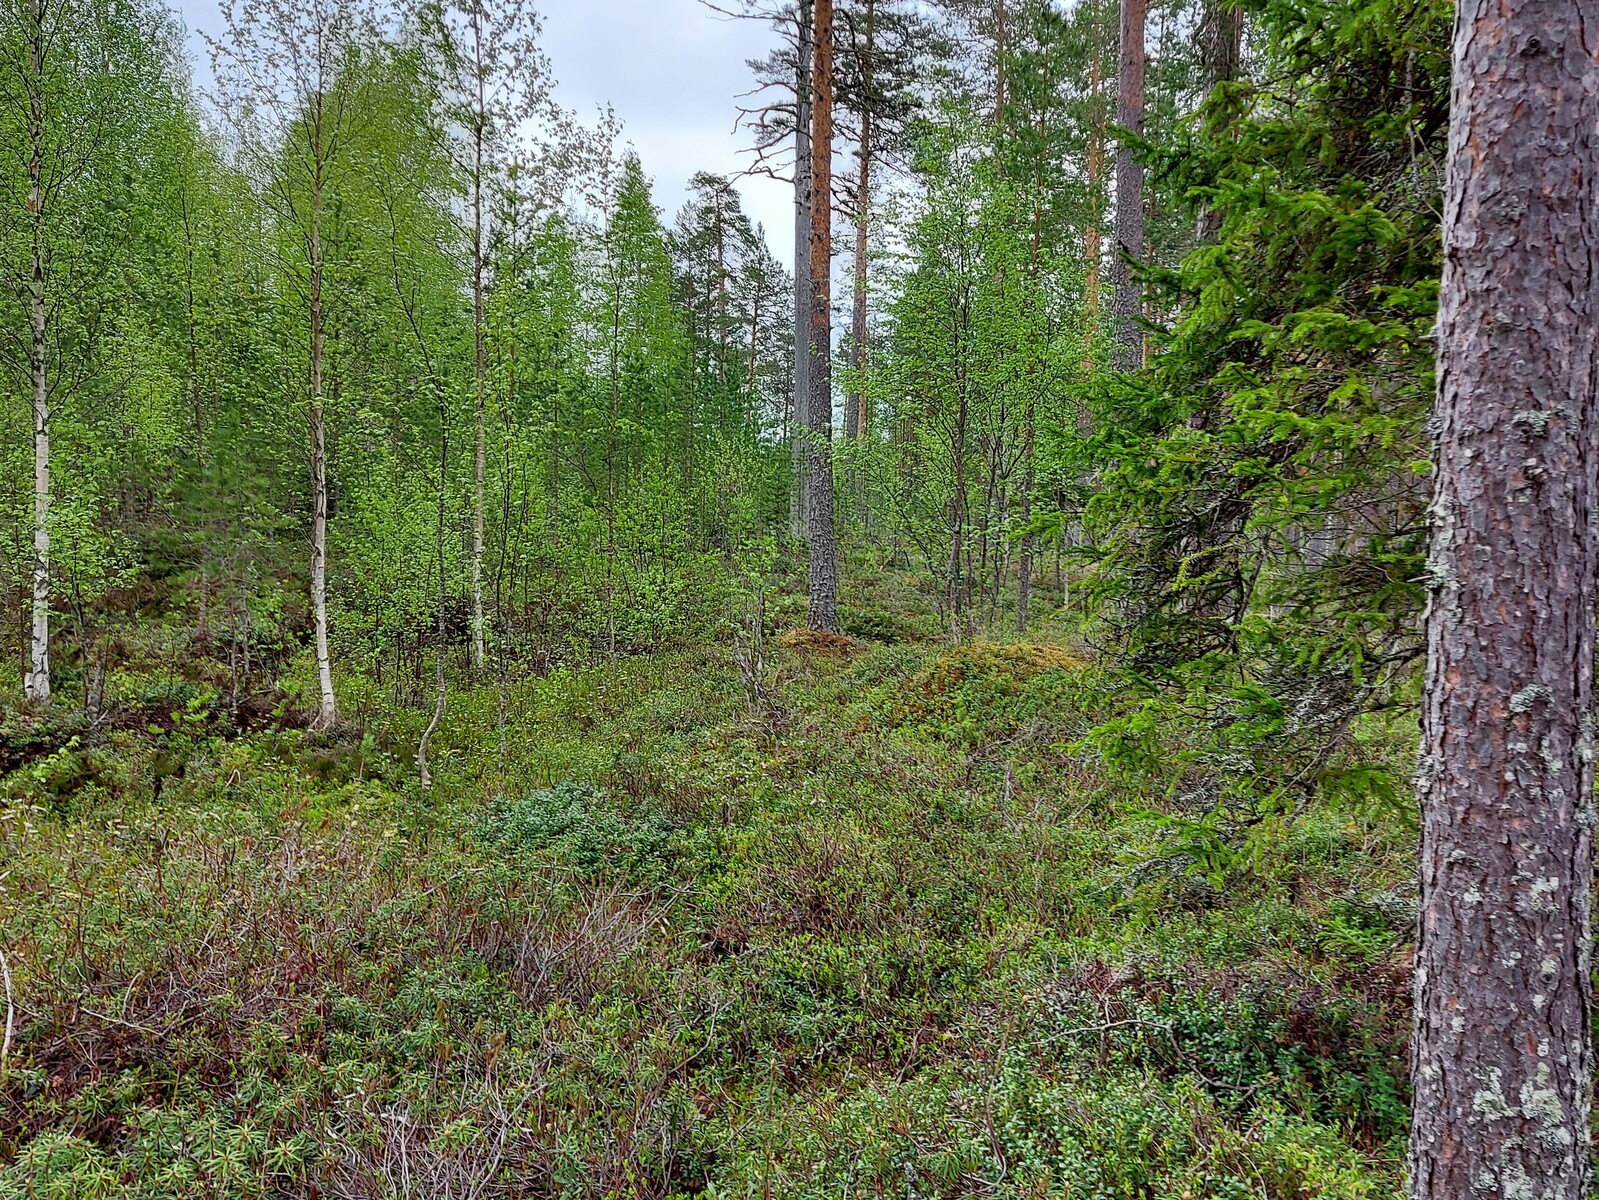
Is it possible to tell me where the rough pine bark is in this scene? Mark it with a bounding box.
[805,0,840,632]
[24,0,49,703]
[791,0,813,540]
[1109,0,1145,374]
[1200,0,1242,92]
[1409,3,1599,1197]
[1197,0,1243,242]
[1080,15,1106,374]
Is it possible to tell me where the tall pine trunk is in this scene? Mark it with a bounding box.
[1080,11,1106,373]
[790,0,813,540]
[1409,3,1599,1196]
[1197,0,1243,242]
[805,0,839,632]
[1109,0,1145,374]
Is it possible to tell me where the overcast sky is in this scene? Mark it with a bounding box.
[173,0,797,267]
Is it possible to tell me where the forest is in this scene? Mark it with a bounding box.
[1,0,1595,1195]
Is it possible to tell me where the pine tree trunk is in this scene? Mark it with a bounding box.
[1197,0,1243,242]
[1109,0,1145,374]
[1200,0,1242,90]
[1409,4,1599,1196]
[805,0,839,633]
[309,171,336,731]
[791,0,813,541]
[1080,18,1106,374]
[24,0,49,705]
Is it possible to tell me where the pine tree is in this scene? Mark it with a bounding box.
[805,0,840,632]
[1409,2,1599,1194]
[1109,0,1144,373]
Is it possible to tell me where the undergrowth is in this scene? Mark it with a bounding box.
[0,575,1414,1199]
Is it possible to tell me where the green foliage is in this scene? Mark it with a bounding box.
[1072,0,1449,822]
[1,621,1413,1197]
[475,780,704,883]
[0,0,1442,1194]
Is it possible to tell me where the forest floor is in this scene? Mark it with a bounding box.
[0,568,1414,1199]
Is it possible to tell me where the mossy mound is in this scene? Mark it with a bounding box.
[882,641,1089,747]
[778,628,864,657]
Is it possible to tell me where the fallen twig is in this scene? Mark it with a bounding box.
[1,945,14,1075]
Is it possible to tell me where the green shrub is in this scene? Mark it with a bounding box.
[475,781,699,883]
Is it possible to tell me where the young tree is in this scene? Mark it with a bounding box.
[213,0,382,730]
[1409,3,1599,1196]
[726,0,815,538]
[805,0,840,632]
[362,43,465,787]
[1108,0,1144,373]
[0,0,165,702]
[843,0,875,445]
[12,0,53,702]
[794,0,814,541]
[421,0,556,675]
[594,155,690,652]
[834,0,923,450]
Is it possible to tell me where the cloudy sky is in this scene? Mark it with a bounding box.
[173,0,798,266]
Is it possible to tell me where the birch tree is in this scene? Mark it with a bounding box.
[0,0,174,703]
[213,0,383,730]
[420,0,557,674]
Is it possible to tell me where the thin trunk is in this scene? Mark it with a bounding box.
[791,0,813,540]
[309,158,336,730]
[805,0,839,632]
[417,383,449,789]
[606,296,620,655]
[716,197,729,394]
[1016,188,1041,633]
[948,314,969,638]
[994,0,1006,120]
[1109,0,1145,374]
[24,0,49,704]
[845,156,869,441]
[1081,21,1106,375]
[1409,4,1599,1197]
[848,156,868,440]
[845,0,873,444]
[469,13,488,675]
[747,270,761,414]
[180,183,209,646]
